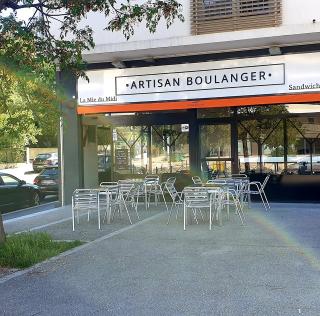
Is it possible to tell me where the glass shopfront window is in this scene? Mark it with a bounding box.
[287,116,320,174]
[113,126,148,176]
[238,118,284,174]
[151,125,189,174]
[237,104,320,175]
[108,124,189,179]
[200,124,232,178]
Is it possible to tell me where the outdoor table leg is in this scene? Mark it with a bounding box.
[144,185,148,210]
[226,190,230,220]
[184,202,186,230]
[106,196,111,224]
[217,203,222,226]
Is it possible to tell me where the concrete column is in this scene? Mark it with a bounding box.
[188,110,201,175]
[57,71,83,205]
[83,125,98,188]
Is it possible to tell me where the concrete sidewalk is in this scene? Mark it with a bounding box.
[1,203,320,315]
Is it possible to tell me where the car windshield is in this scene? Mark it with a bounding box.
[36,154,51,159]
[41,168,58,176]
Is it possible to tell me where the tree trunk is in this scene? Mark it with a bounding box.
[242,137,250,172]
[0,212,6,245]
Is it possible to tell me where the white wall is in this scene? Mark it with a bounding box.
[283,0,320,25]
[82,0,320,46]
[79,0,190,45]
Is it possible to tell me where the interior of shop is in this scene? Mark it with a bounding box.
[84,103,320,201]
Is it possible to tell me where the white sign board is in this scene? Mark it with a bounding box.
[181,124,189,132]
[78,53,320,107]
[112,129,117,141]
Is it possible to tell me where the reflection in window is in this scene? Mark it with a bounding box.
[113,126,148,175]
[152,125,189,174]
[286,104,320,114]
[238,118,284,174]
[197,107,232,118]
[111,125,189,178]
[236,104,320,175]
[200,124,232,177]
[287,116,320,174]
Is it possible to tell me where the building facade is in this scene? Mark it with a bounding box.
[59,0,320,203]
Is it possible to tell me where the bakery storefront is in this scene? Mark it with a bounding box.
[75,52,320,201]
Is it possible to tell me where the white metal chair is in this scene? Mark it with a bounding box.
[206,179,245,225]
[192,176,203,185]
[183,187,215,230]
[116,181,141,223]
[165,177,184,224]
[72,189,100,231]
[99,185,119,224]
[245,174,271,211]
[144,175,168,211]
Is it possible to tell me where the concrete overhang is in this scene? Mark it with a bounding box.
[83,24,320,64]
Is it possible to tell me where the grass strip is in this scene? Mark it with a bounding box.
[0,232,83,269]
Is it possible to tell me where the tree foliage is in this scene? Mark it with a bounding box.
[0,0,184,77]
[0,64,59,149]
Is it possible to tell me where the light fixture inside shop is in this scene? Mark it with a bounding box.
[111,60,126,69]
[144,57,155,63]
[269,46,282,56]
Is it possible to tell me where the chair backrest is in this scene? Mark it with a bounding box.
[192,176,202,185]
[118,181,135,191]
[183,187,210,206]
[261,174,271,189]
[144,175,159,182]
[72,189,98,209]
[165,180,182,202]
[117,182,135,200]
[98,189,118,206]
[231,174,248,178]
[100,181,118,187]
[207,179,227,185]
[165,177,176,186]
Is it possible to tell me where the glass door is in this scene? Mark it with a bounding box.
[200,124,232,179]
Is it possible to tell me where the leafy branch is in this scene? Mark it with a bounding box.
[0,0,184,77]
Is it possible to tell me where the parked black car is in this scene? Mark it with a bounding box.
[32,153,58,172]
[33,166,59,198]
[0,172,41,213]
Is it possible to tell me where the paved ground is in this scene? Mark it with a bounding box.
[1,203,320,315]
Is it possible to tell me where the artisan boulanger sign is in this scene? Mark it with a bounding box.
[78,52,320,106]
[116,64,284,96]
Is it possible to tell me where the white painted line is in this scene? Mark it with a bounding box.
[15,212,91,233]
[0,212,164,284]
[4,206,67,224]
[28,217,73,232]
[3,201,57,217]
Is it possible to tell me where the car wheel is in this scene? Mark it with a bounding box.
[31,192,41,206]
